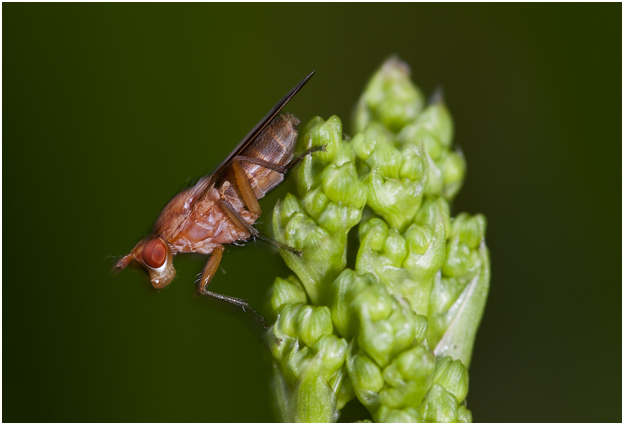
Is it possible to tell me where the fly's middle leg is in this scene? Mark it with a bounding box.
[226,147,325,257]
[218,198,302,257]
[198,244,268,328]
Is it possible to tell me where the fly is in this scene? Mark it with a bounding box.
[116,72,321,326]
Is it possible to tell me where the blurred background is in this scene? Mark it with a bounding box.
[3,4,621,422]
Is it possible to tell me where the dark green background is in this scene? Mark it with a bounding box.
[3,4,621,422]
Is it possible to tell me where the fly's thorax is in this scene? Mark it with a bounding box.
[169,185,253,253]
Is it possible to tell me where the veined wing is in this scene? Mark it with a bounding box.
[198,71,314,201]
[156,71,314,239]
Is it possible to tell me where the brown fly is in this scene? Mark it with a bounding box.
[116,72,321,326]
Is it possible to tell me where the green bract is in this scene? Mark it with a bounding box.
[268,57,490,422]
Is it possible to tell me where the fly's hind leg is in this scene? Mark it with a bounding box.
[233,145,326,176]
[218,198,302,257]
[198,245,268,328]
[283,145,327,172]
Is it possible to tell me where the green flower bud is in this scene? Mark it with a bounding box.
[440,149,466,200]
[450,213,487,250]
[283,343,311,385]
[380,343,435,408]
[429,276,464,323]
[270,312,348,422]
[275,303,304,341]
[357,218,446,316]
[285,335,348,423]
[389,344,436,385]
[414,196,451,235]
[346,343,381,410]
[418,384,459,423]
[442,238,477,278]
[357,217,387,250]
[297,116,343,197]
[271,303,305,364]
[344,274,393,325]
[412,314,429,346]
[375,406,422,423]
[399,144,426,182]
[358,318,395,368]
[268,275,308,320]
[403,223,433,256]
[330,269,377,339]
[322,162,367,207]
[319,202,363,235]
[396,95,463,200]
[413,94,454,148]
[432,356,469,403]
[300,186,329,219]
[385,303,418,352]
[353,352,385,394]
[402,221,447,314]
[378,386,409,410]
[357,136,426,231]
[353,125,403,178]
[296,305,333,348]
[354,56,425,134]
[273,198,348,305]
[457,405,473,423]
[398,124,442,161]
[353,287,426,368]
[292,371,339,422]
[313,335,348,380]
[301,164,365,234]
[332,135,358,167]
[279,192,302,218]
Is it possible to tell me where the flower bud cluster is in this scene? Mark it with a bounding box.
[269,282,348,422]
[268,57,490,422]
[354,56,425,134]
[273,116,367,305]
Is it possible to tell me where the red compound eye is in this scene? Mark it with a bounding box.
[143,238,167,269]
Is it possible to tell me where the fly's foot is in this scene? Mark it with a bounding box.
[199,288,269,328]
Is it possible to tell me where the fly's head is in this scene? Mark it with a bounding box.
[117,236,176,288]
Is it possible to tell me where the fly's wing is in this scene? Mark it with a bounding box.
[155,71,315,240]
[197,71,315,201]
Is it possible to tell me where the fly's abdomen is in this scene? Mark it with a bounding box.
[240,113,299,198]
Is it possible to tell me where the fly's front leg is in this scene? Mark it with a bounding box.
[198,245,225,294]
[218,198,302,257]
[198,245,268,328]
